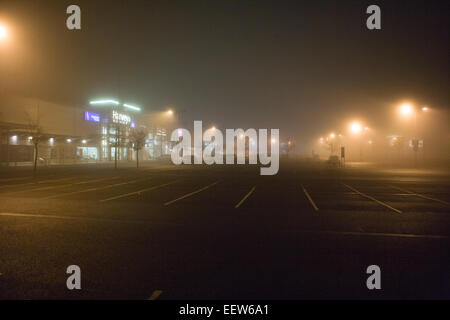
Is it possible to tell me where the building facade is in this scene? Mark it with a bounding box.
[0,95,171,166]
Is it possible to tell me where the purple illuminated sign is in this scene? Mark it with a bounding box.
[84,111,101,122]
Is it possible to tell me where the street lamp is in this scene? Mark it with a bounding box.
[399,103,414,117]
[167,109,173,116]
[0,24,8,41]
[349,121,362,135]
[397,102,430,167]
[348,121,365,161]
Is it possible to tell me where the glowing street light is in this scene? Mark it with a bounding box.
[167,109,174,116]
[399,103,413,117]
[349,121,362,134]
[422,106,429,112]
[0,24,8,41]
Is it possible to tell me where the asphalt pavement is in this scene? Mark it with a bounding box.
[0,159,449,299]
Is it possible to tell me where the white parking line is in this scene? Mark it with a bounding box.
[0,176,77,190]
[41,179,141,199]
[391,186,449,205]
[74,176,121,185]
[305,229,449,240]
[301,185,319,212]
[0,176,121,196]
[0,176,34,182]
[148,290,163,300]
[342,183,402,214]
[164,181,219,206]
[235,186,256,208]
[0,212,184,226]
[100,181,177,202]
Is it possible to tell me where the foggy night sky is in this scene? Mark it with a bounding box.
[0,0,448,151]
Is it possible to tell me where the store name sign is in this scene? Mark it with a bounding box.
[85,111,101,122]
[112,110,131,125]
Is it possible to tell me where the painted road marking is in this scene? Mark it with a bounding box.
[164,181,219,206]
[0,176,77,190]
[41,179,142,199]
[301,184,319,212]
[74,176,121,185]
[100,181,177,202]
[391,186,449,205]
[0,176,121,196]
[0,176,35,182]
[0,212,184,226]
[299,229,449,240]
[342,183,402,214]
[235,186,256,208]
[148,290,163,300]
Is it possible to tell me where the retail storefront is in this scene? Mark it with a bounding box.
[0,95,172,166]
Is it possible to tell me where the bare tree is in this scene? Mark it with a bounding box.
[26,116,43,176]
[129,128,147,168]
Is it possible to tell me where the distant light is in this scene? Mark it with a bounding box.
[329,133,335,139]
[131,121,136,128]
[11,135,17,142]
[368,140,373,144]
[211,126,216,130]
[271,138,277,143]
[349,122,362,134]
[0,25,8,40]
[49,138,54,145]
[178,129,183,137]
[123,103,141,111]
[239,134,244,139]
[82,139,87,144]
[90,100,119,105]
[399,103,413,117]
[422,106,429,112]
[28,136,33,140]
[167,110,174,116]
[288,141,291,145]
[364,127,369,131]
[66,138,72,143]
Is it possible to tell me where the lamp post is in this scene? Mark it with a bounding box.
[349,121,363,161]
[398,103,429,167]
[0,23,9,166]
